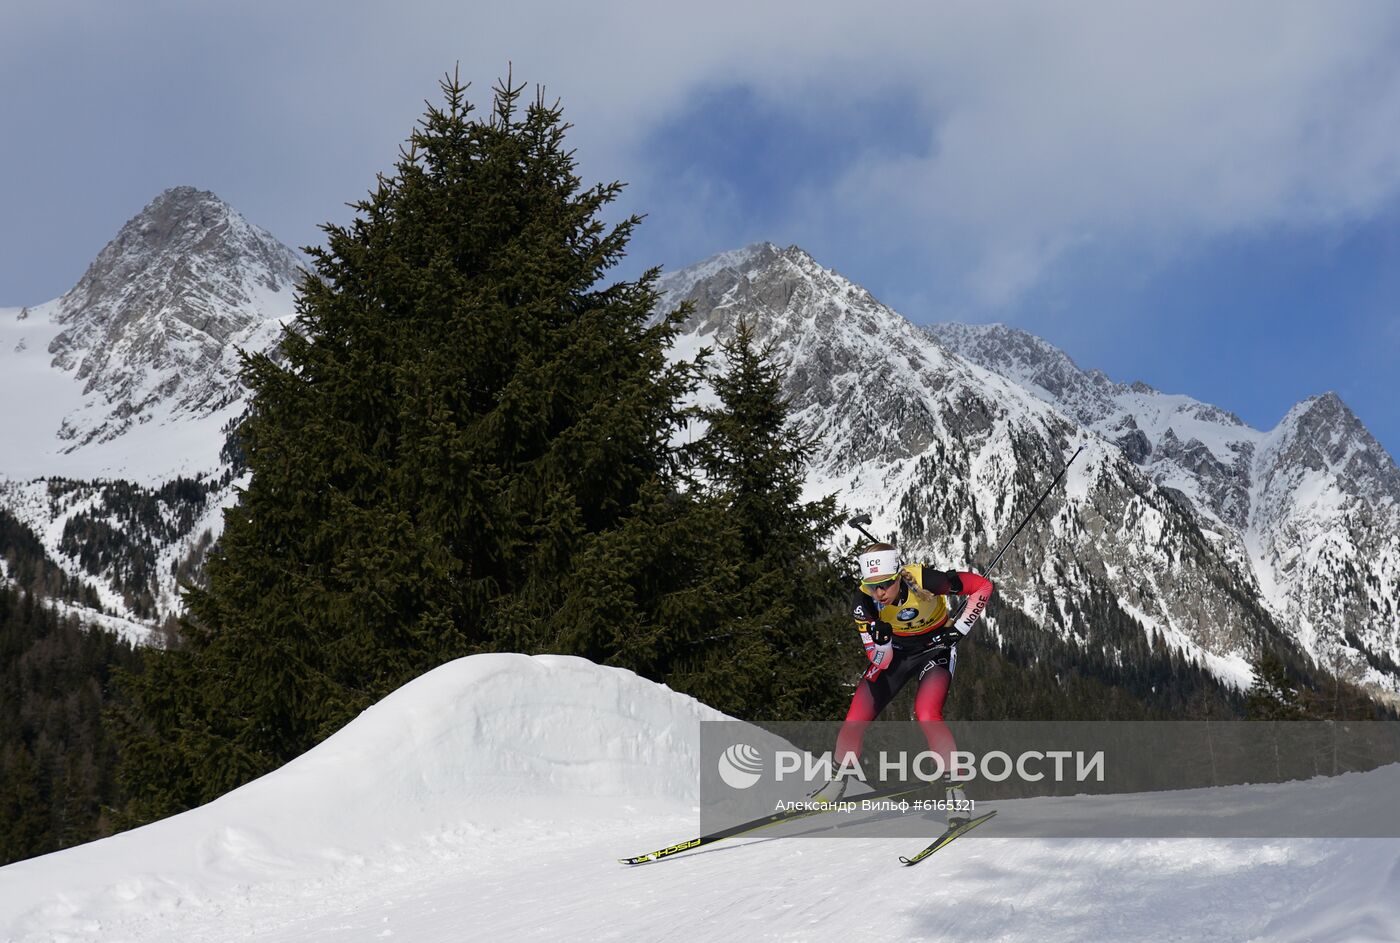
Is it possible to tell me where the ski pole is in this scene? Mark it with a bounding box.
[847,512,881,546]
[980,444,1084,578]
[847,445,1084,573]
[940,444,1083,625]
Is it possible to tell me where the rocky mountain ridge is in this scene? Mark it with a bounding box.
[2,206,1396,698]
[928,318,1400,689]
[658,244,1400,696]
[46,186,304,448]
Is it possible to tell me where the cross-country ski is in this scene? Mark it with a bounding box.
[619,782,930,865]
[899,810,999,865]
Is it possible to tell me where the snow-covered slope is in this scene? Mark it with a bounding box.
[0,187,302,482]
[0,300,249,485]
[0,654,727,940]
[3,654,1397,942]
[0,187,304,629]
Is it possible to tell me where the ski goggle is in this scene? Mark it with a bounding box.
[861,574,900,591]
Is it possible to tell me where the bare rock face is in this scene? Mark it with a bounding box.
[48,187,305,446]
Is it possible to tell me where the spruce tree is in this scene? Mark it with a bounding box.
[112,72,710,821]
[674,317,850,719]
[1246,651,1310,720]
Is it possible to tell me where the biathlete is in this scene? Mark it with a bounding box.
[811,541,994,818]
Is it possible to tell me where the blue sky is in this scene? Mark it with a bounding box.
[2,1,1398,458]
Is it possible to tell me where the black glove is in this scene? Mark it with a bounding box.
[930,628,964,648]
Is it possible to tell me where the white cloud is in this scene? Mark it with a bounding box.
[4,1,1400,311]
[798,3,1400,306]
[474,0,1400,309]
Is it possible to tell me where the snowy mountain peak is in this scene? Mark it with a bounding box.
[928,321,1119,408]
[55,186,302,330]
[654,242,779,309]
[658,242,900,346]
[41,187,305,448]
[926,319,1400,685]
[1268,393,1400,499]
[1265,391,1400,514]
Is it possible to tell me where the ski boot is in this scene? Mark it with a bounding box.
[806,770,856,806]
[944,775,970,826]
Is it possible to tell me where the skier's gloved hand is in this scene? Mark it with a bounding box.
[857,618,891,646]
[930,628,964,648]
[862,638,894,681]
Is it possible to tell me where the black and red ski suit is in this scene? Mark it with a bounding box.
[836,565,994,771]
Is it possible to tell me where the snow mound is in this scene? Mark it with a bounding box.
[265,652,726,808]
[0,654,725,936]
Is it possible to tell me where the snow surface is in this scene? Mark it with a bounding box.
[0,302,256,484]
[4,653,1399,942]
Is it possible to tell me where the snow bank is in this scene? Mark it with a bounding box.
[257,652,726,809]
[0,654,725,936]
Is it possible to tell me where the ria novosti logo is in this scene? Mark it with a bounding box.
[714,742,1106,791]
[717,743,764,789]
